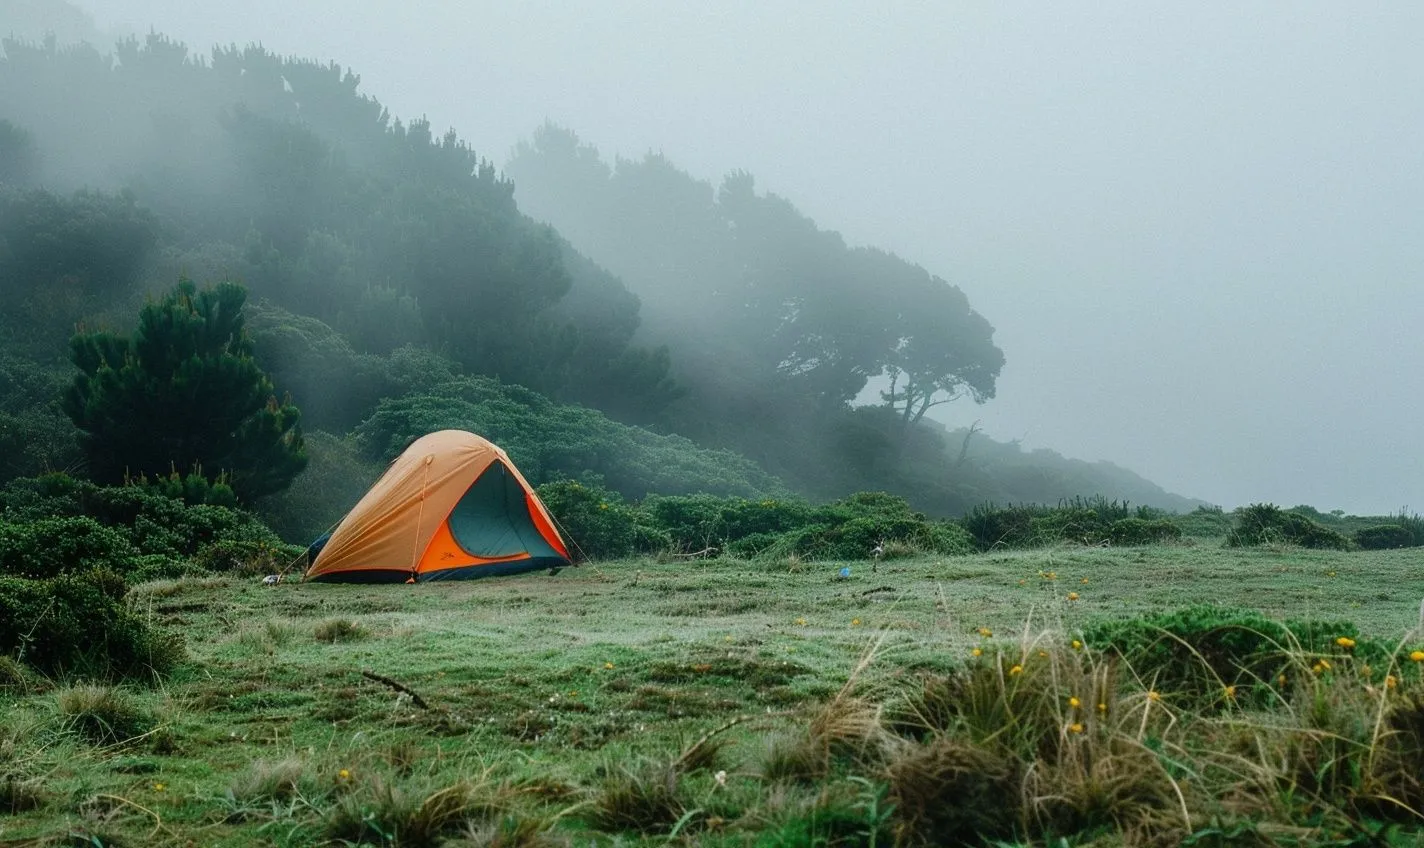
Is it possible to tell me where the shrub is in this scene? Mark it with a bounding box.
[1172,504,1233,538]
[1082,606,1368,701]
[536,480,664,561]
[0,516,137,579]
[1227,503,1350,550]
[1354,524,1415,550]
[642,494,813,555]
[193,539,303,577]
[0,569,183,680]
[960,503,1039,551]
[0,473,285,560]
[355,378,783,499]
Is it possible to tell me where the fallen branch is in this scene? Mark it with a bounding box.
[861,586,897,597]
[360,670,430,710]
[673,546,719,560]
[675,714,755,769]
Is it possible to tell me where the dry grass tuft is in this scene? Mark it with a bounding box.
[883,735,1018,844]
[325,776,487,847]
[449,816,572,847]
[0,775,45,814]
[588,759,686,835]
[228,757,309,804]
[56,684,150,746]
[313,617,367,643]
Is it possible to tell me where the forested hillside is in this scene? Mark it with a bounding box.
[0,23,1202,530]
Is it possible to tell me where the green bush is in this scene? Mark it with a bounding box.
[536,479,667,561]
[960,503,1038,551]
[1227,503,1351,550]
[1354,524,1416,550]
[1082,606,1370,703]
[747,492,974,561]
[0,516,137,579]
[0,474,284,560]
[0,569,183,681]
[355,378,784,499]
[642,494,813,554]
[1171,505,1232,539]
[1109,518,1183,546]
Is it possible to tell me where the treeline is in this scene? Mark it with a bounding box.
[0,35,676,421]
[0,27,1202,518]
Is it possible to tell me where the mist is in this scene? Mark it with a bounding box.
[16,0,1424,514]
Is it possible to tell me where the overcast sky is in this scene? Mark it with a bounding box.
[57,1,1424,513]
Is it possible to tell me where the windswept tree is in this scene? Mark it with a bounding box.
[64,280,307,500]
[880,277,1004,437]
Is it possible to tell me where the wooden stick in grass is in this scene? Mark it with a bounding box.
[360,670,430,710]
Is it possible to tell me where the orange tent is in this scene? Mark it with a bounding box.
[305,430,571,582]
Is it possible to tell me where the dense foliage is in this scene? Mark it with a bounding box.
[0,472,297,681]
[65,280,307,501]
[355,378,783,500]
[0,568,182,680]
[960,497,1179,551]
[1082,605,1377,704]
[1226,503,1352,550]
[0,31,1209,518]
[536,481,974,562]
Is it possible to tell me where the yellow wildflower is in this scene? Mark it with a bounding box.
[1066,592,1080,601]
[795,617,807,627]
[1009,664,1023,676]
[337,769,351,781]
[1336,636,1356,649]
[851,618,861,627]
[1068,696,1081,709]
[1097,702,1107,713]
[1068,722,1084,734]
[1148,690,1161,702]
[1046,571,1057,580]
[1411,650,1424,663]
[1080,577,1090,584]
[1278,674,1288,687]
[971,647,983,657]
[604,662,615,669]
[1071,639,1083,651]
[1386,675,1398,689]
[152,782,166,791]
[1223,685,1236,700]
[977,627,993,638]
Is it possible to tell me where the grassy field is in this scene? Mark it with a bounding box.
[2,542,1424,845]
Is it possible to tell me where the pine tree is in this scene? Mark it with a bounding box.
[64,280,307,500]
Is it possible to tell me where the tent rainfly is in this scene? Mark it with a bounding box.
[305,430,571,582]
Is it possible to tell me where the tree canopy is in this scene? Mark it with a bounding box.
[64,280,307,501]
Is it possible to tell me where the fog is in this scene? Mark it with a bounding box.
[40,1,1424,513]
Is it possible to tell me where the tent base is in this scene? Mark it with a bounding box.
[418,556,569,581]
[306,557,569,584]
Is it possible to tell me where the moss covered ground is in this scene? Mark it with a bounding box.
[2,542,1422,845]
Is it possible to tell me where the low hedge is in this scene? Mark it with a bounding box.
[0,568,182,681]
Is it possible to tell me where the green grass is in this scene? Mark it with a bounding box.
[2,543,1423,844]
